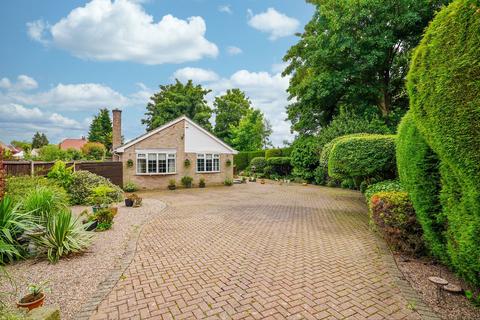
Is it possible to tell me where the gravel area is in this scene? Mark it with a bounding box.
[395,254,480,320]
[1,198,166,320]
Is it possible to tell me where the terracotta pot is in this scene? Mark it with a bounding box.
[110,207,118,216]
[17,293,45,311]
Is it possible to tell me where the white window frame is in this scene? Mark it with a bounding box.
[196,153,220,173]
[136,151,176,175]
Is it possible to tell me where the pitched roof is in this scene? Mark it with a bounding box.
[114,116,237,154]
[59,138,88,151]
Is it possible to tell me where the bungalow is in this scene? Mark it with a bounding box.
[59,137,87,151]
[111,109,237,189]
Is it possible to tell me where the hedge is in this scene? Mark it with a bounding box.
[249,157,267,173]
[265,157,292,176]
[396,112,446,262]
[328,134,397,185]
[290,136,319,181]
[234,150,266,171]
[265,147,292,159]
[369,191,424,256]
[403,0,480,285]
[364,180,404,203]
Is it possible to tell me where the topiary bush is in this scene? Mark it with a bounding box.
[403,0,480,285]
[396,112,446,262]
[68,170,123,205]
[250,157,267,173]
[328,134,397,187]
[290,136,319,181]
[266,157,292,177]
[369,191,424,256]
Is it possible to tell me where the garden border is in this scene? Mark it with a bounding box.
[75,199,167,320]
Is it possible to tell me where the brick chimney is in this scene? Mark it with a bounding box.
[112,108,122,150]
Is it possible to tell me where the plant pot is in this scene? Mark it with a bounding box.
[168,185,176,190]
[125,198,134,207]
[85,220,98,231]
[17,293,45,311]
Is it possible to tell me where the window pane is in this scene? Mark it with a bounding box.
[137,158,146,173]
[213,158,220,171]
[197,158,205,172]
[148,154,157,173]
[206,157,213,172]
[168,158,175,172]
[158,153,167,173]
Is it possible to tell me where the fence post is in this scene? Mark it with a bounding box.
[30,161,34,176]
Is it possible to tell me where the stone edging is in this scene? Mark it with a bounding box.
[75,200,167,320]
[372,232,440,320]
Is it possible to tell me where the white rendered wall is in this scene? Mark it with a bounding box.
[184,121,234,154]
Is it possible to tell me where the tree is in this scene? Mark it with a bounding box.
[230,109,272,151]
[10,140,31,152]
[142,80,213,131]
[283,0,450,134]
[31,132,49,149]
[37,145,65,161]
[88,108,112,151]
[213,89,252,143]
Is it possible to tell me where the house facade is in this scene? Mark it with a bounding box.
[112,109,237,190]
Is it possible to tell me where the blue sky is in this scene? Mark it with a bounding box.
[0,0,314,146]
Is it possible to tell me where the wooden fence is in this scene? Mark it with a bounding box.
[3,161,123,187]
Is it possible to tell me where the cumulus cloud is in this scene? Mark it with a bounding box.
[27,0,218,65]
[248,8,299,40]
[218,5,232,14]
[0,75,38,91]
[227,46,243,55]
[173,67,219,83]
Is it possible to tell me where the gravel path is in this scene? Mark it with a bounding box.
[1,198,166,320]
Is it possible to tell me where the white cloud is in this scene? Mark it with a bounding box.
[271,62,288,74]
[27,0,218,65]
[218,5,232,14]
[227,46,243,55]
[0,75,38,91]
[248,8,300,40]
[173,67,219,83]
[0,78,11,89]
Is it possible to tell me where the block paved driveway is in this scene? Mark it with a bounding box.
[90,183,422,320]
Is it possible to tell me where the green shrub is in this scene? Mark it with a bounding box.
[233,152,249,171]
[199,178,206,188]
[405,0,480,285]
[224,178,233,186]
[27,210,93,263]
[123,181,139,192]
[81,142,106,160]
[265,149,282,159]
[0,197,31,264]
[340,179,355,190]
[181,176,193,188]
[313,166,327,185]
[250,157,267,173]
[93,208,114,231]
[68,170,123,205]
[5,176,64,204]
[364,180,404,203]
[369,191,424,256]
[328,134,397,187]
[88,185,116,207]
[22,186,69,224]
[396,112,446,262]
[290,136,319,181]
[266,157,291,176]
[47,161,74,189]
[37,145,66,161]
[65,148,83,160]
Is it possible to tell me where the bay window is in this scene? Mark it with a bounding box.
[136,151,176,174]
[197,153,220,173]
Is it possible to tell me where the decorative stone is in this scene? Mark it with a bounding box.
[428,276,449,286]
[442,283,462,293]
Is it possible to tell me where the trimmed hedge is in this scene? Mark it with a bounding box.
[290,136,319,181]
[364,180,404,203]
[265,147,292,159]
[396,112,446,262]
[369,191,424,256]
[234,150,266,171]
[249,157,267,173]
[265,157,292,176]
[402,0,480,285]
[328,134,397,185]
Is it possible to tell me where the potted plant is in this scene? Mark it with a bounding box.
[125,196,134,207]
[89,185,115,213]
[168,179,176,190]
[126,194,142,207]
[181,176,193,188]
[226,159,232,167]
[199,178,206,188]
[80,209,97,231]
[184,159,191,168]
[17,282,50,311]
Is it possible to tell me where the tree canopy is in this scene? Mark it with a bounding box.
[31,132,49,149]
[230,109,272,151]
[283,0,450,134]
[142,80,213,131]
[88,108,112,151]
[213,89,252,144]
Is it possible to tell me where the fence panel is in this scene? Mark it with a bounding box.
[3,161,123,187]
